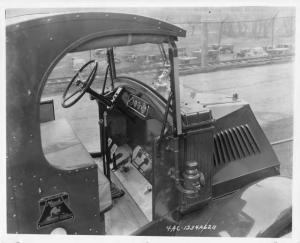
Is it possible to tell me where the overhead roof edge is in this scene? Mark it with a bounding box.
[6,11,187,38]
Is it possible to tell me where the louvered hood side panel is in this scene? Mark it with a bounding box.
[211,105,280,198]
[213,124,261,169]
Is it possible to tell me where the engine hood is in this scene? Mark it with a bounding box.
[178,176,292,237]
[179,84,247,120]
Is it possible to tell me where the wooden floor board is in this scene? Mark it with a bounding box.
[105,170,149,235]
[114,163,152,221]
[94,158,150,235]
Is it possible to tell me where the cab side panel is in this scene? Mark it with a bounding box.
[7,161,104,234]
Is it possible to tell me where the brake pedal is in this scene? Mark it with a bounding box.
[110,182,125,199]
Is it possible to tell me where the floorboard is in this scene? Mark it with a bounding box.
[94,158,150,235]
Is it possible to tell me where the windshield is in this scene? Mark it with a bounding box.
[113,43,171,99]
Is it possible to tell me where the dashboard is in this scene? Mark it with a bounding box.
[126,94,150,118]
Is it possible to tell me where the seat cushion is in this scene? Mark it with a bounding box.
[41,119,95,170]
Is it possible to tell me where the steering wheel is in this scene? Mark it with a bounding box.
[62,60,98,108]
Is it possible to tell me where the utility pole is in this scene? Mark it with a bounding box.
[271,12,279,47]
[218,17,227,46]
[201,21,208,68]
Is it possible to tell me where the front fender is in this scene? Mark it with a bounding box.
[193,176,292,237]
[134,176,292,237]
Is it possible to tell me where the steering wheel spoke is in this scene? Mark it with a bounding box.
[64,88,82,102]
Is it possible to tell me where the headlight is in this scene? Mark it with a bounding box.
[50,227,67,234]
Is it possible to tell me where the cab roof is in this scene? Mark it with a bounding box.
[7,12,186,50]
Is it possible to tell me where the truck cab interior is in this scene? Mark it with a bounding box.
[39,43,174,233]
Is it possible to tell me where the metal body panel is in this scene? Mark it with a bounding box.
[7,164,104,234]
[7,12,186,37]
[200,176,292,237]
[211,104,280,197]
[134,176,292,237]
[152,137,180,221]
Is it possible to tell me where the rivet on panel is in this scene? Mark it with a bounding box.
[39,178,43,181]
[27,90,31,96]
[38,188,42,194]
[89,228,92,232]
[15,24,19,28]
[19,182,23,186]
[33,175,36,178]
[47,18,51,22]
[93,197,96,200]
[76,14,80,18]
[10,197,14,200]
[49,37,54,41]
[8,176,11,180]
[58,173,62,176]
[13,214,16,218]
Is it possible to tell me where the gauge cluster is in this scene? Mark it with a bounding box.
[127,94,150,118]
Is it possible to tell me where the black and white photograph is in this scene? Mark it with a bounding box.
[2,2,299,242]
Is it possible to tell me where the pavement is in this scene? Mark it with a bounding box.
[42,62,294,178]
[181,62,294,177]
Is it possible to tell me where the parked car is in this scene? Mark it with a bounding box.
[235,47,268,58]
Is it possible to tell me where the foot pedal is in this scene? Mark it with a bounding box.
[111,182,125,199]
[109,143,132,171]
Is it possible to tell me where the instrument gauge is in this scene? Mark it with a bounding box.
[127,94,150,118]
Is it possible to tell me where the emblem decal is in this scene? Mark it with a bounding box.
[37,192,74,228]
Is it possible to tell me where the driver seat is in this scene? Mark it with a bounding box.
[40,118,112,213]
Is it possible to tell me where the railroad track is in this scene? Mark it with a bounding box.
[179,54,294,74]
[46,54,294,87]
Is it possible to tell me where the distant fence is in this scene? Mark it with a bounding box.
[175,15,295,48]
